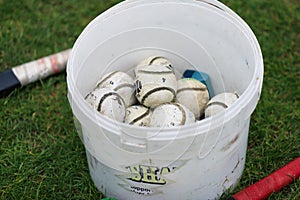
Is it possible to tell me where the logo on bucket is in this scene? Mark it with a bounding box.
[119,164,176,195]
[127,164,175,185]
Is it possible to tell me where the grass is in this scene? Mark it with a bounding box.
[0,0,299,199]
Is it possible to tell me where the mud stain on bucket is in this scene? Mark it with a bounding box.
[87,151,99,170]
[221,157,244,193]
[221,133,240,152]
[232,158,243,174]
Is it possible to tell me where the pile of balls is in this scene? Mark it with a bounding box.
[85,56,239,127]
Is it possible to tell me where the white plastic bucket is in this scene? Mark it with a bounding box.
[67,0,264,199]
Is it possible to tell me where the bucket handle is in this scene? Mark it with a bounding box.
[195,0,226,12]
[120,130,147,153]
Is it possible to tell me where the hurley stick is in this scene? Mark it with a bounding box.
[0,49,71,97]
[228,157,300,200]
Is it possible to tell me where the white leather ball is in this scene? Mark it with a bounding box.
[135,64,177,108]
[125,105,151,127]
[176,78,209,119]
[150,103,195,127]
[96,70,137,107]
[205,92,239,118]
[85,87,126,122]
[135,56,173,76]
